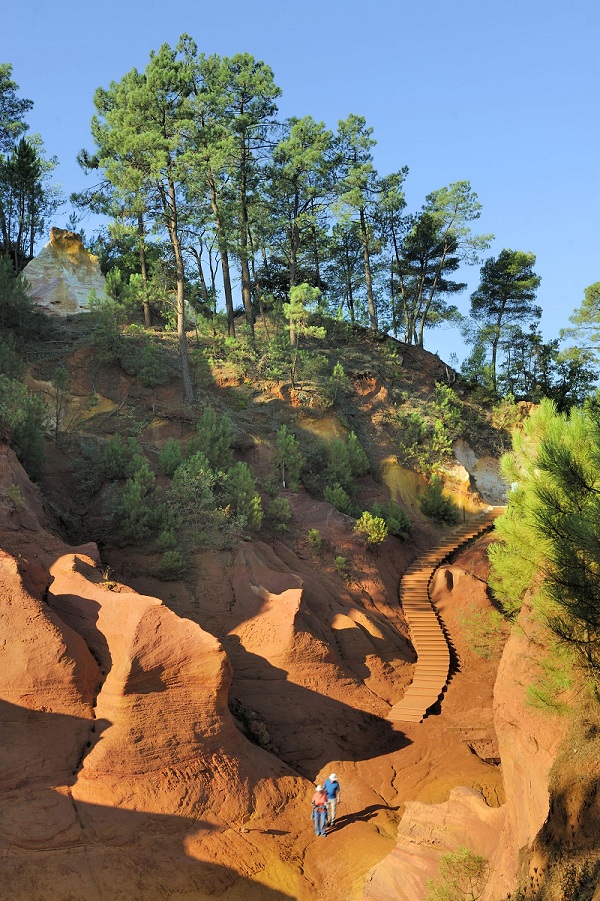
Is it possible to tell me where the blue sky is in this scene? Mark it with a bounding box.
[3,0,599,364]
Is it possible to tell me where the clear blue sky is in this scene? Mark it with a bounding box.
[3,0,599,364]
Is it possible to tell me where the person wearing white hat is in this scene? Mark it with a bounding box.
[323,773,341,826]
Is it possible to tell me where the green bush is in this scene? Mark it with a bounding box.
[326,361,350,404]
[0,376,47,477]
[354,511,388,546]
[156,550,187,581]
[223,462,263,531]
[347,431,370,476]
[307,528,321,549]
[0,334,24,379]
[325,439,353,490]
[102,436,146,482]
[103,460,166,545]
[371,499,411,538]
[267,496,292,532]
[419,475,460,525]
[458,603,506,658]
[159,438,183,477]
[425,846,489,901]
[334,556,348,577]
[324,483,353,515]
[156,528,178,550]
[187,406,234,471]
[0,256,47,338]
[273,425,305,490]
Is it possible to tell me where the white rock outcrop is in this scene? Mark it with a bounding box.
[22,227,106,315]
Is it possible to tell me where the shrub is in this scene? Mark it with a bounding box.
[0,256,46,338]
[325,439,353,490]
[419,475,460,525]
[0,334,24,379]
[425,846,489,901]
[324,483,353,515]
[156,550,187,581]
[156,528,178,550]
[267,496,292,532]
[223,462,263,531]
[347,431,370,476]
[102,436,146,482]
[371,499,411,538]
[159,438,184,477]
[104,460,163,544]
[326,361,350,403]
[334,556,348,577]
[273,425,305,490]
[354,511,388,546]
[307,528,321,549]
[458,603,506,658]
[187,406,234,471]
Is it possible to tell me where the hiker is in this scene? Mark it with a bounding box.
[311,784,328,837]
[323,773,341,826]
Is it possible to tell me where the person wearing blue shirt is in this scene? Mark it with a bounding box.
[323,773,341,826]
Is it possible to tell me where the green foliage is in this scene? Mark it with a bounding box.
[188,406,234,472]
[526,644,574,714]
[0,256,46,336]
[0,375,47,476]
[490,393,522,431]
[50,364,72,440]
[371,499,411,538]
[190,346,215,389]
[324,483,354,515]
[433,383,464,435]
[419,475,460,525]
[325,438,353,489]
[156,528,178,551]
[393,385,464,475]
[465,248,541,392]
[346,431,370,476]
[156,550,187,581]
[102,436,145,482]
[354,511,388,546]
[266,496,292,532]
[103,459,165,544]
[223,462,263,531]
[458,604,506,658]
[74,435,146,496]
[326,361,350,404]
[425,846,490,901]
[307,528,321,548]
[273,424,305,490]
[0,334,24,379]
[489,398,600,679]
[159,438,184,477]
[334,555,348,577]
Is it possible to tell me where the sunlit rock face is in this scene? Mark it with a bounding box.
[453,439,507,505]
[22,227,106,315]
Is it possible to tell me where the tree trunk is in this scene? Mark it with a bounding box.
[359,207,377,331]
[207,170,235,336]
[163,181,194,404]
[238,158,255,345]
[137,213,151,327]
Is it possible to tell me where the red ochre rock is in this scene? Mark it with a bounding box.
[0,450,309,900]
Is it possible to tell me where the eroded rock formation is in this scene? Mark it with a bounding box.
[22,227,106,315]
[0,447,309,900]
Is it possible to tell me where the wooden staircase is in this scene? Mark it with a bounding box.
[388,509,500,725]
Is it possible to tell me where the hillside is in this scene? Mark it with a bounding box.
[1,309,598,900]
